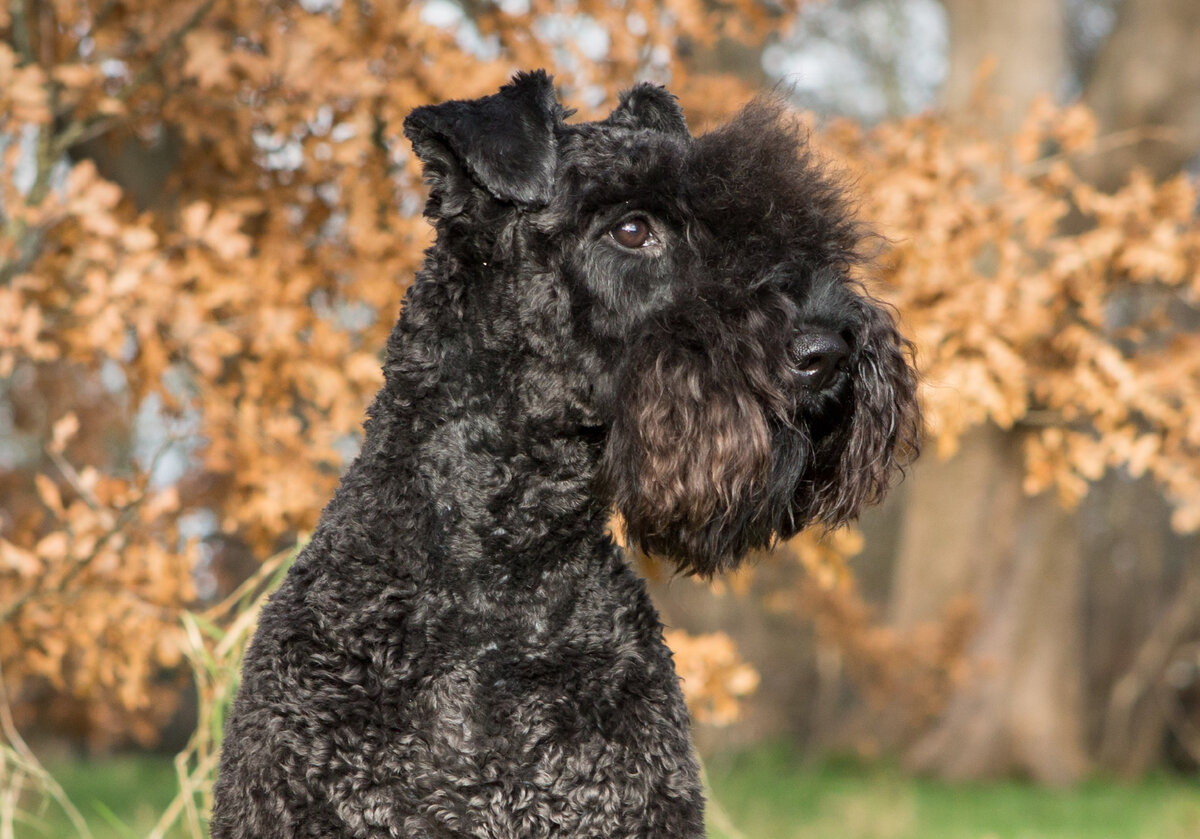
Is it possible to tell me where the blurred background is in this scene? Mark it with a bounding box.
[2,0,1199,837]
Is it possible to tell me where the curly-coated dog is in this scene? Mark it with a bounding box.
[211,70,919,838]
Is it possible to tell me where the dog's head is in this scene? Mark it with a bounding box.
[404,71,920,576]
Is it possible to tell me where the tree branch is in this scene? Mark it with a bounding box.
[0,439,179,625]
[8,0,36,65]
[1100,562,1200,768]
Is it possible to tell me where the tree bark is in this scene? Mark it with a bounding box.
[1074,0,1200,773]
[941,0,1065,134]
[894,426,1089,784]
[895,0,1200,783]
[1081,0,1200,189]
[889,1,1088,784]
[1096,544,1200,775]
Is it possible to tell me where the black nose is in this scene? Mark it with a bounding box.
[792,329,849,391]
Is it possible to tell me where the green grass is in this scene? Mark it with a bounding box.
[17,754,183,839]
[14,745,1200,838]
[704,745,1200,839]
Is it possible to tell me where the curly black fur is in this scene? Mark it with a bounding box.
[211,70,919,838]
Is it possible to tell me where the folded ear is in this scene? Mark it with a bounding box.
[603,82,688,136]
[402,70,561,216]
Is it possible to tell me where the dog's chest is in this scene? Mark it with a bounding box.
[316,561,698,837]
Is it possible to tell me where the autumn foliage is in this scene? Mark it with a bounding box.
[830,99,1200,528]
[2,0,1200,760]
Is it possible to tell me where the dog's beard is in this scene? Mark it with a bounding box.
[600,289,796,576]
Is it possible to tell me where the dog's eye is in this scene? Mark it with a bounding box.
[610,217,655,249]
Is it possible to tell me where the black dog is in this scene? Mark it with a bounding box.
[211,70,919,838]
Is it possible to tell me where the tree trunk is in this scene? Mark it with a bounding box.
[941,0,1065,134]
[895,0,1200,783]
[894,426,1089,784]
[1081,0,1200,189]
[889,1,1088,784]
[1077,0,1200,773]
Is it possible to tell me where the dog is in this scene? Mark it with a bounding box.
[210,70,919,838]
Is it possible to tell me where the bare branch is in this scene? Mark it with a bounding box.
[8,0,35,65]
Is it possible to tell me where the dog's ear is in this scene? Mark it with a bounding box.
[403,70,560,215]
[604,83,688,136]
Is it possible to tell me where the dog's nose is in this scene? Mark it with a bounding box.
[792,330,849,391]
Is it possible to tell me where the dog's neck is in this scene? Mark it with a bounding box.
[348,260,612,579]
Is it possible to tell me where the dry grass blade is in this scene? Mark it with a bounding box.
[0,660,93,839]
[146,540,301,839]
